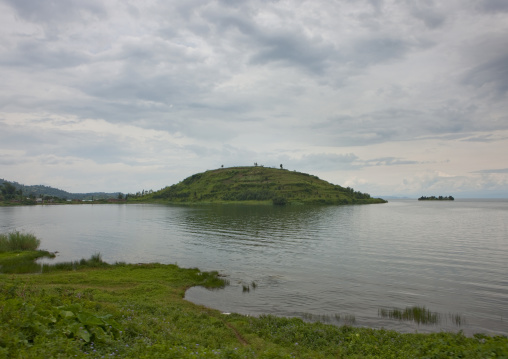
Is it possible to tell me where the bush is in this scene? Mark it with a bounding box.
[0,231,40,252]
[42,253,110,272]
[272,196,287,206]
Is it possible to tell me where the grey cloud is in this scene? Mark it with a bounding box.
[62,141,140,165]
[208,9,415,73]
[278,153,421,172]
[0,155,29,166]
[365,0,384,13]
[198,8,335,74]
[313,109,423,146]
[207,11,255,34]
[405,1,446,29]
[472,168,508,174]
[427,105,473,133]
[401,171,508,198]
[0,122,139,165]
[476,0,508,13]
[0,122,46,148]
[85,73,182,104]
[364,157,420,166]
[461,134,508,142]
[280,153,360,172]
[350,37,410,67]
[181,1,418,76]
[4,0,107,24]
[0,39,90,69]
[113,38,207,65]
[1,0,508,196]
[248,32,334,74]
[462,53,508,97]
[69,63,222,127]
[38,156,72,166]
[1,0,429,131]
[312,99,501,146]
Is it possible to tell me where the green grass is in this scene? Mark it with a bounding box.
[300,312,356,326]
[0,231,55,274]
[129,166,387,205]
[379,306,468,328]
[0,231,41,252]
[378,306,441,325]
[1,238,507,358]
[39,253,110,273]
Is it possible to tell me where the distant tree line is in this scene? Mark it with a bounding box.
[1,179,122,201]
[1,180,129,205]
[418,196,454,201]
[344,186,372,200]
[125,189,153,199]
[0,182,21,201]
[1,181,69,204]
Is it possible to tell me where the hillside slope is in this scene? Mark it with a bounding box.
[134,166,386,205]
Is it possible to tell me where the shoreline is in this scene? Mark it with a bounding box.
[1,248,508,357]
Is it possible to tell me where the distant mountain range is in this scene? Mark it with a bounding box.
[0,178,121,200]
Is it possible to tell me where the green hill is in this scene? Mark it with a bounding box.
[132,166,386,205]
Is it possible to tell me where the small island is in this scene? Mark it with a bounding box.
[418,195,454,201]
[128,166,387,205]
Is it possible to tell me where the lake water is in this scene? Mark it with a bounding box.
[1,200,507,335]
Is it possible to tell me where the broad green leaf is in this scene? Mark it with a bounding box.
[59,310,75,319]
[90,326,107,342]
[77,312,103,326]
[77,327,91,342]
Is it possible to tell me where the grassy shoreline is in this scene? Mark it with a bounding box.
[1,234,507,358]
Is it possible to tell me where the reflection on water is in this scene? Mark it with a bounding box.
[1,200,507,335]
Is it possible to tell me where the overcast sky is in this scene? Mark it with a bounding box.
[1,0,507,197]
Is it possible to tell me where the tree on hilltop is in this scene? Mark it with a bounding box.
[1,182,17,200]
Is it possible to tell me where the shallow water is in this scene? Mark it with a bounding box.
[1,199,507,335]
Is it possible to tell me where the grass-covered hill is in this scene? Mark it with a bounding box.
[132,166,386,205]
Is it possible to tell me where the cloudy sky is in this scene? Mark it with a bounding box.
[1,0,507,197]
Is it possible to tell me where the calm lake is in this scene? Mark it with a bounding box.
[1,199,507,335]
